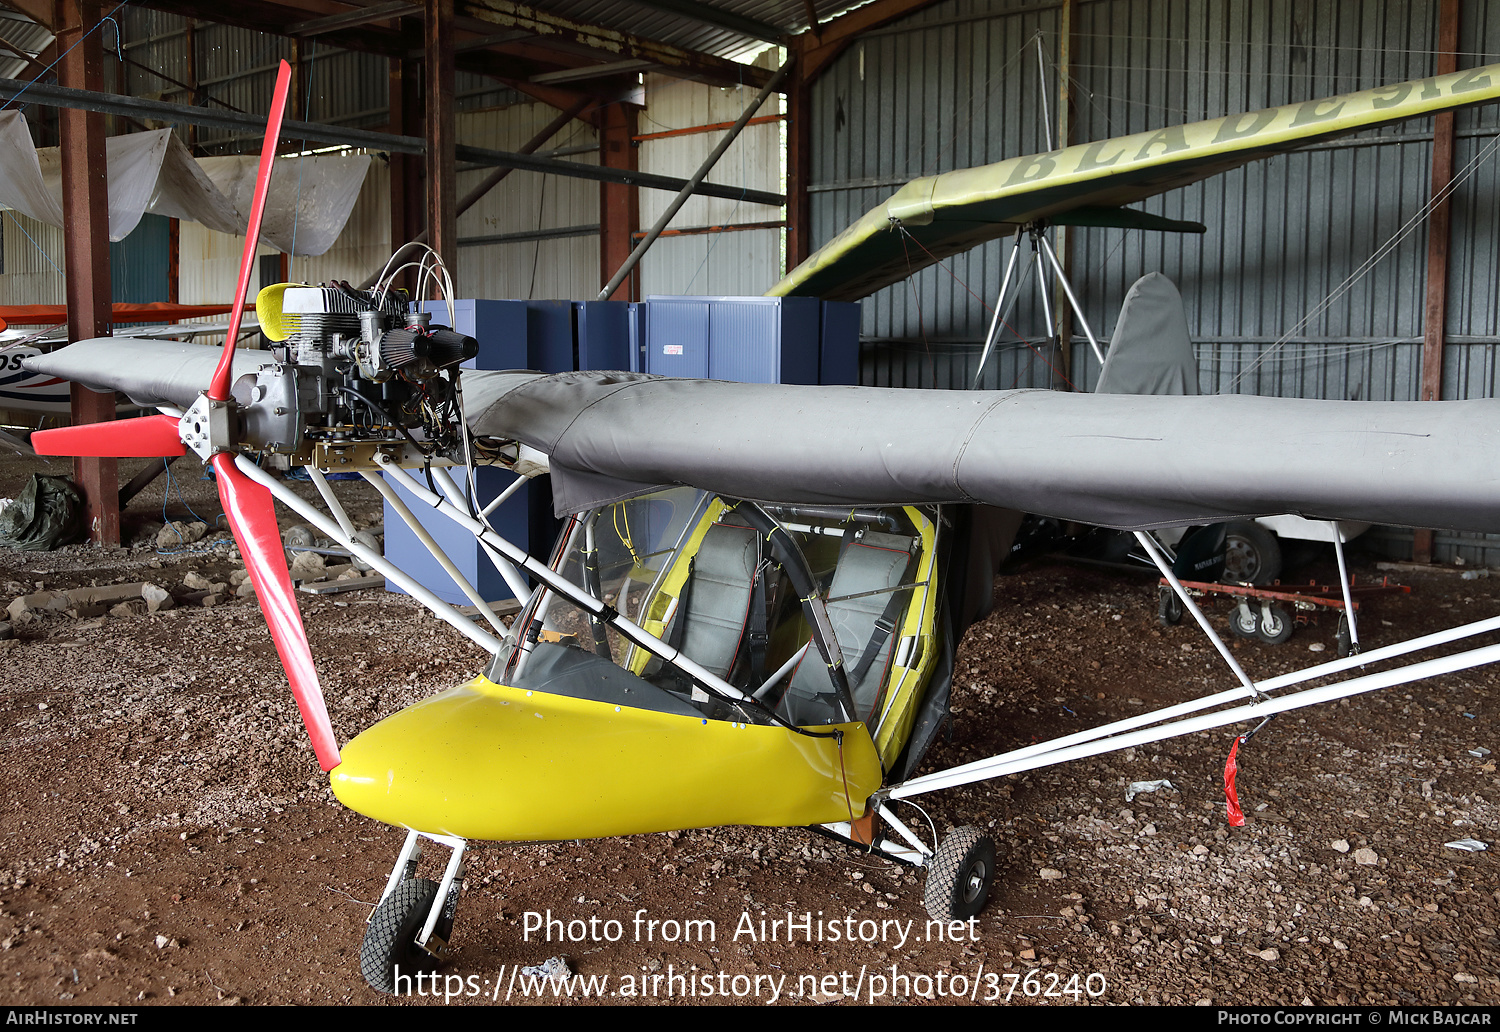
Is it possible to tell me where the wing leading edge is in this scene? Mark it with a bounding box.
[768,63,1500,301]
[29,343,1500,536]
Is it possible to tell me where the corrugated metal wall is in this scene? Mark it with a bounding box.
[109,214,170,303]
[636,70,785,296]
[808,0,1500,561]
[456,103,600,302]
[0,213,65,307]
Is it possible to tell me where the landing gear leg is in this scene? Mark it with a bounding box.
[361,830,468,994]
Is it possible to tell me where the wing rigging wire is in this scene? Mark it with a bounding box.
[1218,128,1500,394]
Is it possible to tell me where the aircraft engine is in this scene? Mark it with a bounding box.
[243,283,478,461]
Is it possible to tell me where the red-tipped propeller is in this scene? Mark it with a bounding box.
[33,61,341,772]
[34,413,186,457]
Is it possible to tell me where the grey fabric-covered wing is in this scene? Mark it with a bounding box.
[23,337,265,408]
[27,339,1500,535]
[465,369,1500,534]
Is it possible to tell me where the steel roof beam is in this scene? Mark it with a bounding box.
[531,58,653,85]
[457,0,776,90]
[0,75,785,205]
[288,1,413,37]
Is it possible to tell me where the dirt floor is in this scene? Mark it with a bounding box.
[0,450,1497,1007]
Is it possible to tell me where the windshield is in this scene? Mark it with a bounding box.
[485,490,934,735]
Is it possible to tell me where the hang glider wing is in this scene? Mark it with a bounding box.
[767,63,1500,301]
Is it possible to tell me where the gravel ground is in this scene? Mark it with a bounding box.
[0,450,1496,1007]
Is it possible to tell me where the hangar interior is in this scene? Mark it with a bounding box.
[4,1,1500,1007]
[0,0,1494,561]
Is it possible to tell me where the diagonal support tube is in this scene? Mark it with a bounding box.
[599,59,792,301]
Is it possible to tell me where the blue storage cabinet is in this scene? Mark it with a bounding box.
[819,300,861,386]
[644,295,821,384]
[642,298,710,378]
[574,301,639,371]
[381,466,525,606]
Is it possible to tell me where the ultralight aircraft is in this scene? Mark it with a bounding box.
[24,58,1500,993]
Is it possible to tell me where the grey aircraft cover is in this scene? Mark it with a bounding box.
[1093,273,1200,397]
[26,341,1500,535]
[26,337,266,408]
[461,369,1500,534]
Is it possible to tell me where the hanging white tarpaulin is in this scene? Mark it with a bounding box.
[146,132,246,238]
[197,153,372,256]
[0,110,64,228]
[0,110,370,254]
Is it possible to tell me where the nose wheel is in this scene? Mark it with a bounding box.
[361,830,467,994]
[361,878,446,993]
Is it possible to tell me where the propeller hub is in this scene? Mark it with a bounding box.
[179,393,238,459]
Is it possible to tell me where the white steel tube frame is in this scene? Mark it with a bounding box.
[360,470,512,639]
[1134,529,1259,696]
[234,456,505,655]
[372,453,756,706]
[429,466,535,605]
[902,610,1500,801]
[1331,522,1361,652]
[890,638,1500,800]
[971,230,1025,389]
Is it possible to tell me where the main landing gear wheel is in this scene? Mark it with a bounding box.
[924,826,996,922]
[361,878,445,994]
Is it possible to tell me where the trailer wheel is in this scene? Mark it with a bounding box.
[1223,521,1282,585]
[1256,605,1293,645]
[1335,614,1353,657]
[924,826,995,922]
[1229,603,1260,639]
[1157,586,1182,626]
[360,878,441,994]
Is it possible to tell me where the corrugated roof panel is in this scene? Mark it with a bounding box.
[0,15,52,81]
[524,1,871,60]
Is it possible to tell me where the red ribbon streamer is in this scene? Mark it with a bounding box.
[1224,736,1247,827]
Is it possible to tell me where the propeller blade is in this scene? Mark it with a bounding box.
[208,59,292,403]
[211,452,341,771]
[31,413,186,457]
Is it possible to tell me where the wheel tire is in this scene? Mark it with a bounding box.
[1335,614,1352,657]
[1256,604,1293,645]
[360,878,441,994]
[1228,603,1260,639]
[350,529,381,572]
[924,826,996,922]
[1158,586,1183,627]
[1222,521,1282,586]
[282,523,318,549]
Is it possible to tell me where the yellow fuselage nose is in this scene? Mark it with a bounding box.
[329,675,882,841]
